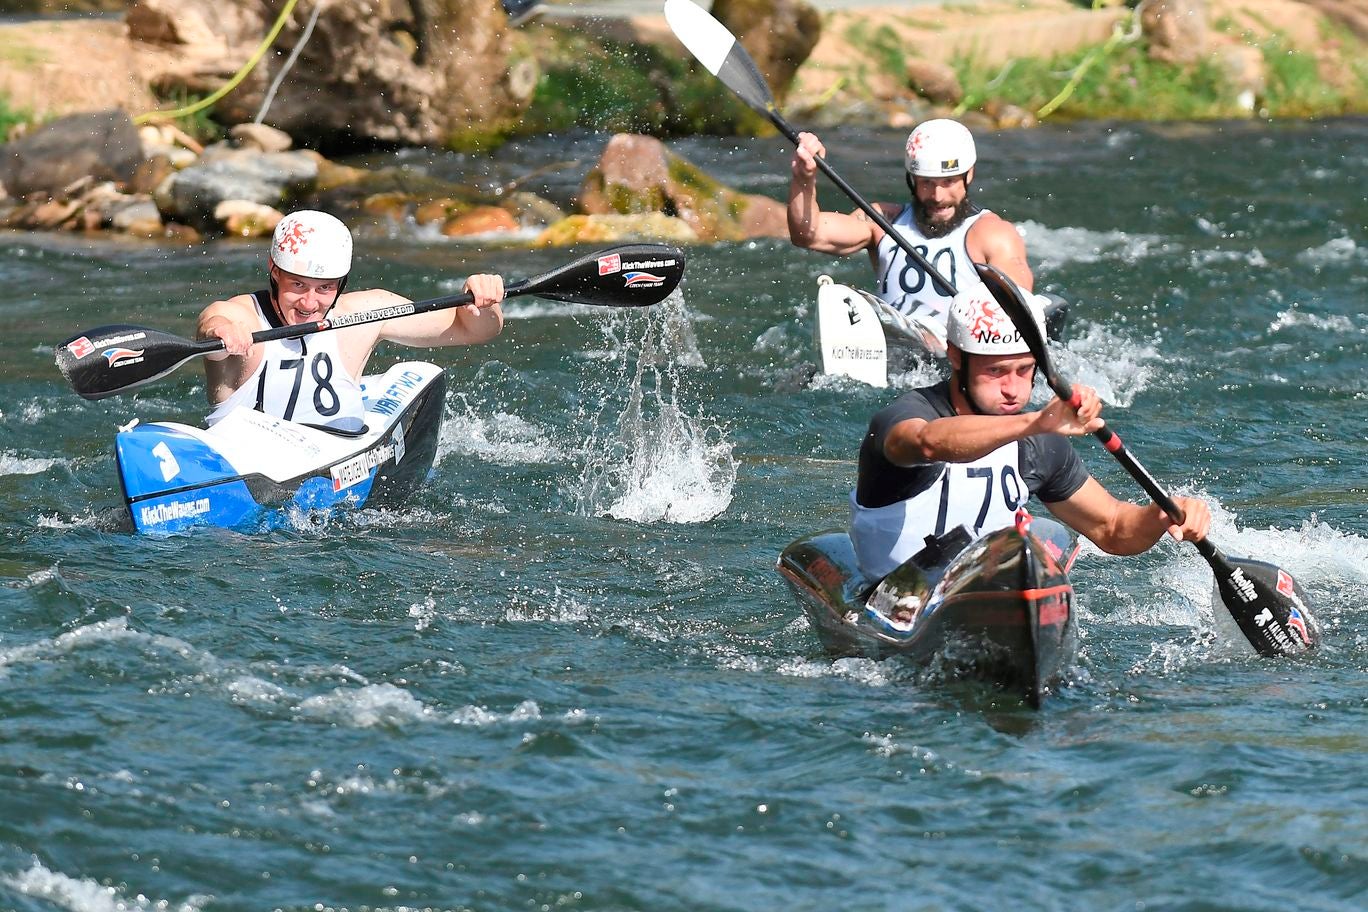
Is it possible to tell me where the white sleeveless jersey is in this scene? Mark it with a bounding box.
[849,439,1026,579]
[206,293,365,432]
[874,207,987,324]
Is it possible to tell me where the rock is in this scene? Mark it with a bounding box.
[126,0,219,46]
[144,0,528,149]
[110,197,164,233]
[536,213,700,247]
[228,123,293,153]
[906,59,963,106]
[1141,0,1208,66]
[214,199,282,237]
[158,149,319,230]
[710,0,822,102]
[579,133,782,242]
[441,206,519,237]
[0,110,144,198]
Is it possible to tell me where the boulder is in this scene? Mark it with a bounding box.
[906,59,963,106]
[710,0,822,102]
[579,133,785,242]
[156,148,319,230]
[536,213,700,247]
[1141,0,1208,66]
[0,110,144,198]
[143,0,528,149]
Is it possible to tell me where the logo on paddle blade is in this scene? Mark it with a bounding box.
[103,347,145,367]
[1286,605,1309,645]
[598,253,622,275]
[1276,569,1297,598]
[67,336,95,359]
[623,271,665,287]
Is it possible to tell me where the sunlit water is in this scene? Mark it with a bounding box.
[1,118,1365,911]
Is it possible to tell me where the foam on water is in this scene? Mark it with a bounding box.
[0,451,61,476]
[1296,235,1359,265]
[1017,220,1169,269]
[437,396,568,466]
[1051,323,1161,406]
[568,291,736,524]
[1,860,208,912]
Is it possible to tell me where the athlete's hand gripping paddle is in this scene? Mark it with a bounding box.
[56,243,685,401]
[976,262,1319,658]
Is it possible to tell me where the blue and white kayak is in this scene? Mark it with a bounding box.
[115,361,446,533]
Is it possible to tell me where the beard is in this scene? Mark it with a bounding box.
[912,194,980,238]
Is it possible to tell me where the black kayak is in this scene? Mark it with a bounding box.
[776,513,1082,707]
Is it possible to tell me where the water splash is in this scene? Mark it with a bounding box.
[568,290,736,524]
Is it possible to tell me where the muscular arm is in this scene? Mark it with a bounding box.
[1045,479,1210,555]
[196,295,262,404]
[967,213,1033,292]
[787,131,882,256]
[885,385,1103,466]
[370,274,505,350]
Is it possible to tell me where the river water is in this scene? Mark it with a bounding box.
[1,117,1365,911]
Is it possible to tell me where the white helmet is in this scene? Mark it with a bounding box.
[270,210,352,279]
[904,119,977,178]
[946,284,1043,356]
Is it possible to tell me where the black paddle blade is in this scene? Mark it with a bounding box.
[56,324,220,400]
[1207,546,1320,656]
[519,244,685,308]
[975,263,1061,390]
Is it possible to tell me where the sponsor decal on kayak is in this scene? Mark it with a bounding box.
[139,497,211,527]
[331,441,397,492]
[598,253,621,275]
[369,368,429,417]
[623,271,666,287]
[103,347,146,368]
[828,345,883,361]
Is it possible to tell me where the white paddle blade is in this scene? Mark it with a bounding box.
[663,0,735,75]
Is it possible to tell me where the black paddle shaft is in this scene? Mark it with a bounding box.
[975,262,1320,658]
[57,243,686,400]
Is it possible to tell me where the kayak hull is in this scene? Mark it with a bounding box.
[115,361,446,533]
[777,517,1081,707]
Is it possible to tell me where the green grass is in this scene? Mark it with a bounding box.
[0,95,32,140]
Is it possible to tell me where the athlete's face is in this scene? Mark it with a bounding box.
[912,171,972,227]
[270,265,342,324]
[962,352,1037,415]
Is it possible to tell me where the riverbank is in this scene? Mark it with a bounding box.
[2,0,1366,143]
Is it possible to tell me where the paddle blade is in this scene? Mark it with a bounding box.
[975,263,1058,382]
[1207,547,1320,656]
[664,0,776,116]
[56,324,220,400]
[517,244,685,308]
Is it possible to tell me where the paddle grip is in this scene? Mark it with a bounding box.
[1051,374,1187,525]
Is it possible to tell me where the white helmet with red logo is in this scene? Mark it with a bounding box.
[270,210,352,279]
[946,283,1043,356]
[904,119,977,178]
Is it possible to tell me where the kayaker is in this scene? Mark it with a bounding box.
[849,289,1211,579]
[787,119,1031,349]
[196,209,504,432]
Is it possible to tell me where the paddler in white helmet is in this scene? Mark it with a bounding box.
[197,209,504,432]
[849,288,1211,579]
[788,119,1033,350]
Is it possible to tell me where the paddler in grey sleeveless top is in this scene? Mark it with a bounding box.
[787,118,1034,349]
[850,288,1213,580]
[197,209,505,430]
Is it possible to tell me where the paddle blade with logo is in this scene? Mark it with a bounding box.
[976,261,1320,658]
[513,243,685,308]
[56,324,223,401]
